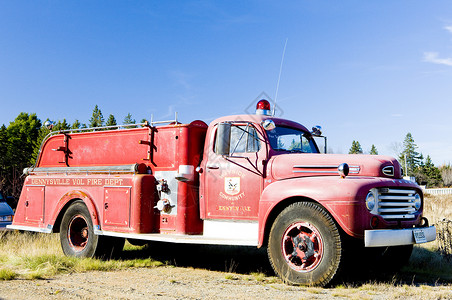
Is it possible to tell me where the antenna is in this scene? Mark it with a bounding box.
[273,38,288,116]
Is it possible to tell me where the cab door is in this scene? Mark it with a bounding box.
[201,123,266,220]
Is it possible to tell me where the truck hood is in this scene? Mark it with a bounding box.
[270,154,402,180]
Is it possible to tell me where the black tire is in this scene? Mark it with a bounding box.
[268,202,341,286]
[60,200,124,258]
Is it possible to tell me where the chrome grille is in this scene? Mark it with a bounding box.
[376,188,417,220]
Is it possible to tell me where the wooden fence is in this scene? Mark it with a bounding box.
[423,188,452,195]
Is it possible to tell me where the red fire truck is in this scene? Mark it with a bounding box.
[9,100,436,286]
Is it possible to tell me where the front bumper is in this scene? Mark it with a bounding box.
[364,225,436,247]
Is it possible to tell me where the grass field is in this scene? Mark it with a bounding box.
[0,195,451,297]
[0,231,164,280]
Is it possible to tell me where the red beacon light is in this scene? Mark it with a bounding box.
[256,99,272,116]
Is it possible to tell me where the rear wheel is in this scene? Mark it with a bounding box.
[268,202,341,286]
[60,200,124,258]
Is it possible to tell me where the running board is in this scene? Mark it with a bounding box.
[96,230,258,246]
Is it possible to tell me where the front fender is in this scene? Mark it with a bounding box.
[258,176,422,246]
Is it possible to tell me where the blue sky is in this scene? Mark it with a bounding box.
[1,1,451,165]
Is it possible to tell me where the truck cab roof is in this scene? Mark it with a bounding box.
[210,114,311,134]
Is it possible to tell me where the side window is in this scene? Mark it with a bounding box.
[230,126,260,154]
[246,126,260,152]
[230,126,246,153]
[214,124,260,155]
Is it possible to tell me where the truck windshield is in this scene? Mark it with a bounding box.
[266,126,319,153]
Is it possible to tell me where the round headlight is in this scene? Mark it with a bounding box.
[413,193,421,211]
[366,192,376,211]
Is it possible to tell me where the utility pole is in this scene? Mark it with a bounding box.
[404,154,408,177]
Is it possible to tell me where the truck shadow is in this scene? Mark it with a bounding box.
[333,246,452,287]
[119,242,452,287]
[121,241,273,275]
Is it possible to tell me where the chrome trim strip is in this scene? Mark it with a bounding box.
[293,170,339,174]
[6,224,53,233]
[379,195,416,200]
[384,189,416,194]
[293,165,360,169]
[379,202,416,207]
[378,214,416,219]
[293,165,339,168]
[379,207,416,213]
[24,164,144,175]
[293,165,360,174]
[382,166,394,176]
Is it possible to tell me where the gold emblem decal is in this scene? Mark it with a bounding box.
[224,177,240,195]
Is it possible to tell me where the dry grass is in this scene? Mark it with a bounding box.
[423,194,452,261]
[423,194,452,224]
[0,231,163,280]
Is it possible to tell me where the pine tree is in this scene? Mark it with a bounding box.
[417,155,442,187]
[71,120,82,129]
[349,140,363,154]
[7,113,41,167]
[54,119,70,131]
[106,114,117,127]
[289,138,301,151]
[4,113,41,198]
[123,113,135,125]
[369,144,378,155]
[0,125,8,181]
[89,105,104,128]
[123,113,136,128]
[399,133,422,176]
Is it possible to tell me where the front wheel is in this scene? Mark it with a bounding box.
[60,200,124,258]
[268,202,341,286]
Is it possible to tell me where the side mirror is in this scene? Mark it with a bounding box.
[311,125,322,136]
[215,123,231,156]
[261,119,276,131]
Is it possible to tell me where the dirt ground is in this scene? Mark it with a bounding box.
[0,267,335,300]
[1,266,452,300]
[0,244,451,300]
